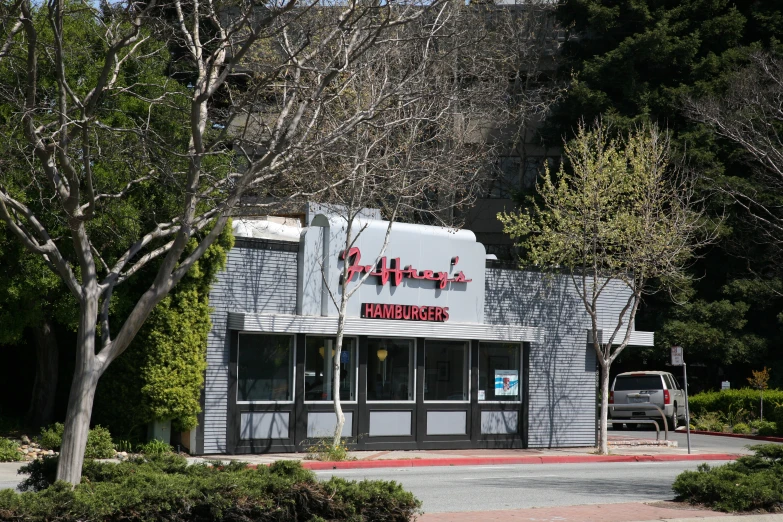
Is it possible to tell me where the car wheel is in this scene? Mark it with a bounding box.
[668,406,678,431]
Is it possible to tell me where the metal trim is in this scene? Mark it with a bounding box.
[228,312,541,342]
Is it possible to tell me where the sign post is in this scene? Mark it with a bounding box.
[671,345,691,454]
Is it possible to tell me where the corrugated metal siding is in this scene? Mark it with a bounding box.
[484,269,632,448]
[203,241,298,454]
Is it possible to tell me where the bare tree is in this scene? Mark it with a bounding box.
[499,120,714,454]
[0,0,472,484]
[296,0,563,447]
[685,52,783,261]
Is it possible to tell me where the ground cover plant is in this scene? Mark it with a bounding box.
[0,455,420,521]
[673,444,783,512]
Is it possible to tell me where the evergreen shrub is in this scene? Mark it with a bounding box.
[38,424,114,459]
[672,444,783,512]
[758,422,779,437]
[38,424,63,451]
[0,438,22,462]
[689,389,783,434]
[3,456,420,521]
[732,423,750,434]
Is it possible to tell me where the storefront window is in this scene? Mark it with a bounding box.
[304,337,357,401]
[367,338,414,401]
[237,333,294,402]
[424,340,468,401]
[479,343,521,401]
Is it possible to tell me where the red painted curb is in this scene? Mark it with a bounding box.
[688,430,783,443]
[298,453,740,470]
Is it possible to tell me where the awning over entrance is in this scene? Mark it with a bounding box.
[227,312,541,343]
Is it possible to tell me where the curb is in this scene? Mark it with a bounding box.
[687,430,783,443]
[299,452,741,470]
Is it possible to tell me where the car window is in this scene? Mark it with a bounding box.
[665,375,678,390]
[613,375,664,390]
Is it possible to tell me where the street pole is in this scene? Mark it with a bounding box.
[683,361,691,454]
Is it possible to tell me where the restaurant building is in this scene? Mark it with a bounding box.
[188,207,654,455]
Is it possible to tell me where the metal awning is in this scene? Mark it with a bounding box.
[227,312,541,343]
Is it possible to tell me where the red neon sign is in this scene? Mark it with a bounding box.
[362,303,449,322]
[340,247,471,289]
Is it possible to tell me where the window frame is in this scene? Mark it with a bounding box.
[423,338,471,404]
[303,335,360,404]
[236,332,296,405]
[477,341,522,404]
[366,337,417,404]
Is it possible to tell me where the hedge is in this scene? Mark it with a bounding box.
[672,444,783,512]
[689,389,783,429]
[0,456,421,521]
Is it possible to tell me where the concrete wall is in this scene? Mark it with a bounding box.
[202,238,299,454]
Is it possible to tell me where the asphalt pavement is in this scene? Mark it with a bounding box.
[314,460,731,513]
[629,429,775,454]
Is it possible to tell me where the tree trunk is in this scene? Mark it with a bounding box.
[760,391,764,422]
[56,296,101,485]
[332,313,346,449]
[598,363,610,455]
[25,319,58,429]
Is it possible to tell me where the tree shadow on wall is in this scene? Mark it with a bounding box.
[484,269,591,448]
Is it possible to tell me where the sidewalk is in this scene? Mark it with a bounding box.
[211,435,744,470]
[415,502,783,522]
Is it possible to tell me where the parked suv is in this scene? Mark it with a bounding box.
[609,371,686,430]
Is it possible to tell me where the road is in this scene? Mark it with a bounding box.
[314,460,730,513]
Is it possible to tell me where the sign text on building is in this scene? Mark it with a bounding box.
[341,247,471,289]
[362,303,449,322]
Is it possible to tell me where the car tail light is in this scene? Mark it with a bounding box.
[609,391,614,404]
[663,389,670,405]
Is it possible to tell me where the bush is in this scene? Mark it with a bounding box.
[38,424,115,459]
[690,412,724,432]
[672,444,783,512]
[757,422,779,437]
[38,424,63,451]
[4,457,421,521]
[732,423,751,434]
[0,438,22,462]
[84,426,114,459]
[138,439,172,456]
[306,438,354,462]
[689,389,783,425]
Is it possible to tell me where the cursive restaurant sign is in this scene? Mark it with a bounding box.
[339,247,472,289]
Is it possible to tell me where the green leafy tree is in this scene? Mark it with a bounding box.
[547,0,783,379]
[94,228,233,439]
[0,231,78,428]
[500,121,712,453]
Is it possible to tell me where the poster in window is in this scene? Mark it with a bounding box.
[494,370,519,396]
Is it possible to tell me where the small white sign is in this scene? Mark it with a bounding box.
[671,346,684,366]
[721,381,730,390]
[478,390,485,401]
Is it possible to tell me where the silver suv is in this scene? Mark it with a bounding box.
[609,371,686,430]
